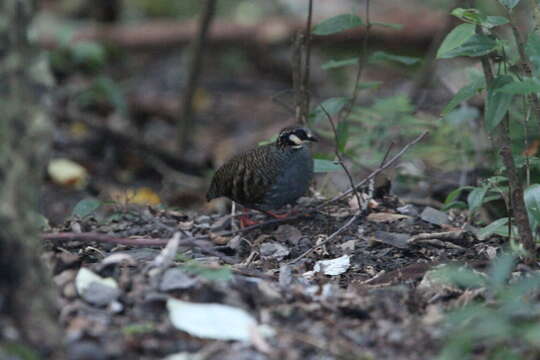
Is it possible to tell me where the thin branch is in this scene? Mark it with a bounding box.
[177,0,217,151]
[302,0,314,122]
[476,23,536,264]
[320,105,363,209]
[341,0,371,122]
[506,7,540,126]
[41,232,236,264]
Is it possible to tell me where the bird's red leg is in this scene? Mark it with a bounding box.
[239,207,258,228]
[263,209,301,219]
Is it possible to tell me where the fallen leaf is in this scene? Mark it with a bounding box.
[167,299,258,341]
[313,255,351,276]
[48,158,88,188]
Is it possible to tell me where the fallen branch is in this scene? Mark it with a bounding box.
[38,15,443,50]
[41,232,236,264]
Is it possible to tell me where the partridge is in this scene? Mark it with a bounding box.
[207,125,317,224]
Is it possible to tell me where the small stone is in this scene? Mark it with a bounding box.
[397,204,419,217]
[195,215,211,224]
[420,207,449,226]
[274,225,302,245]
[260,242,290,261]
[81,282,121,307]
[160,268,198,292]
[373,231,410,249]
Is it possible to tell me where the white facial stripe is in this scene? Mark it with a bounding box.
[289,134,303,145]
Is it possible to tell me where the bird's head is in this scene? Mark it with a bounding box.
[276,126,318,149]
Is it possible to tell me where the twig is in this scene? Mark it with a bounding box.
[41,232,236,264]
[301,0,314,123]
[380,141,395,167]
[318,131,428,208]
[177,0,217,151]
[476,24,535,264]
[320,105,363,210]
[341,0,371,122]
[288,212,361,264]
[506,7,540,126]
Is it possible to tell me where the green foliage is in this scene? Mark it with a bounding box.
[485,75,514,132]
[314,159,341,173]
[441,73,485,116]
[181,261,233,282]
[321,57,358,70]
[440,33,498,58]
[0,342,40,360]
[437,23,476,58]
[312,14,363,36]
[437,252,540,360]
[76,76,127,115]
[368,51,421,66]
[497,77,540,94]
[49,41,106,75]
[524,184,540,232]
[72,197,102,218]
[498,0,521,9]
[309,97,349,124]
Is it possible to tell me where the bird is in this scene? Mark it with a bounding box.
[207,125,317,226]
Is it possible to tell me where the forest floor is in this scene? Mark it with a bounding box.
[42,191,502,360]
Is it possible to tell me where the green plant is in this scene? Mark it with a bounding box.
[435,252,540,360]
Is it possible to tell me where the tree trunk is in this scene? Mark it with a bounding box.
[0,0,61,354]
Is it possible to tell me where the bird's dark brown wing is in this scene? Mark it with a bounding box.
[206,145,282,208]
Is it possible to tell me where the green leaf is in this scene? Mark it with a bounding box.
[310,97,349,124]
[488,252,516,289]
[314,159,341,172]
[313,14,363,35]
[444,186,474,204]
[371,21,403,30]
[321,57,358,70]
[182,263,233,281]
[496,77,540,94]
[442,76,485,115]
[72,197,102,218]
[484,16,509,28]
[439,34,498,59]
[524,184,540,230]
[498,0,521,9]
[467,187,488,212]
[475,217,509,240]
[368,51,420,65]
[526,33,540,75]
[434,265,486,289]
[485,75,514,132]
[356,81,383,89]
[451,8,486,25]
[336,120,349,153]
[437,23,476,59]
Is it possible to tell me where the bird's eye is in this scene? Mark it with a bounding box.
[294,129,307,139]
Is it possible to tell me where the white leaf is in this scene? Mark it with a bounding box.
[167,299,257,341]
[313,255,351,276]
[75,267,118,295]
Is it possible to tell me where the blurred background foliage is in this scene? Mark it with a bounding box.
[3,0,537,224]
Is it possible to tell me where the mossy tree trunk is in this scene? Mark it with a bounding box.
[0,0,60,354]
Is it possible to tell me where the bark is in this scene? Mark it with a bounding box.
[0,0,60,353]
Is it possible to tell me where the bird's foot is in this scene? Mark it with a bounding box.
[239,214,259,228]
[264,210,297,219]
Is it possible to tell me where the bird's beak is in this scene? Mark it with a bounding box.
[307,134,318,142]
